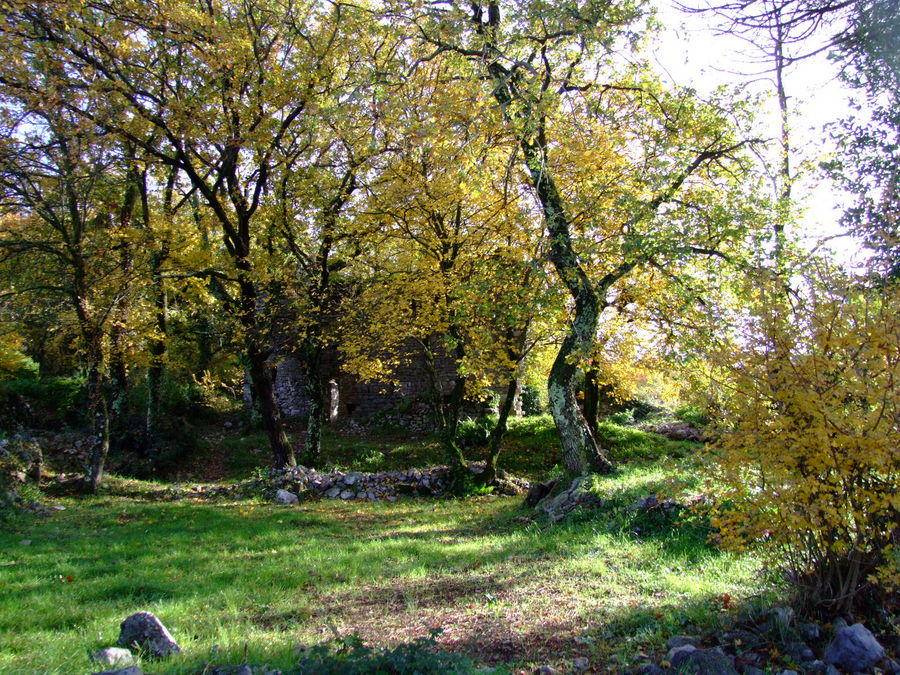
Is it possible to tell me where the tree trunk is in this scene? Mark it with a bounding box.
[480,11,615,475]
[420,338,468,473]
[147,166,171,451]
[146,261,167,451]
[299,336,325,466]
[84,356,110,493]
[482,374,519,485]
[547,294,614,474]
[246,345,296,470]
[583,368,600,436]
[522,143,614,475]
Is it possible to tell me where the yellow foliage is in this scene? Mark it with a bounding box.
[711,266,899,611]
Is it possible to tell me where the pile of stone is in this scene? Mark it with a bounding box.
[640,421,709,443]
[0,436,42,509]
[525,476,605,520]
[269,464,529,504]
[621,617,898,675]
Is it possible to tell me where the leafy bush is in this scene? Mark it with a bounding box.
[0,375,86,428]
[456,415,494,448]
[295,631,494,674]
[711,270,899,614]
[674,404,710,428]
[519,383,545,415]
[0,436,42,517]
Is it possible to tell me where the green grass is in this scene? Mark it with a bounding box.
[0,457,776,674]
[0,416,770,673]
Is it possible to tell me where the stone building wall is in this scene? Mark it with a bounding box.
[262,341,517,427]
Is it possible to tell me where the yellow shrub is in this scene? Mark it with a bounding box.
[712,268,899,613]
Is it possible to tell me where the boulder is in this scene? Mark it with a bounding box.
[630,663,665,675]
[784,641,814,663]
[525,479,557,507]
[117,611,181,658]
[667,635,701,650]
[91,647,136,668]
[669,647,738,675]
[572,656,590,671]
[824,623,885,672]
[91,667,144,675]
[274,489,299,505]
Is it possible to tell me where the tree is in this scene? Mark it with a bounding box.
[0,0,402,469]
[393,0,763,474]
[0,101,142,491]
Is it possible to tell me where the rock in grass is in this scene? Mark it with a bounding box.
[274,489,299,505]
[572,656,590,671]
[91,647,135,668]
[667,635,701,650]
[91,667,143,675]
[824,623,885,672]
[784,641,814,663]
[669,647,738,675]
[117,611,181,658]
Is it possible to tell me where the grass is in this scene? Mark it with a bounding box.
[184,413,698,484]
[0,478,775,673]
[0,415,779,674]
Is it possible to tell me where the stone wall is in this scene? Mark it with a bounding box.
[256,340,519,426]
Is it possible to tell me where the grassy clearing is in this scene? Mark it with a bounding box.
[0,461,776,674]
[0,416,780,673]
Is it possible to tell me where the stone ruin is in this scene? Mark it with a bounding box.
[248,342,521,431]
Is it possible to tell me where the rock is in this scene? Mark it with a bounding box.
[343,472,360,486]
[573,656,590,671]
[884,659,900,675]
[91,647,136,668]
[743,668,765,675]
[799,622,822,642]
[668,635,701,650]
[209,666,253,675]
[719,630,761,648]
[769,606,794,632]
[324,487,341,498]
[631,663,665,675]
[117,611,181,658]
[824,623,886,672]
[804,660,827,672]
[91,667,144,675]
[20,539,31,546]
[274,489,299,505]
[670,647,738,675]
[824,665,839,675]
[525,479,556,507]
[777,671,798,675]
[668,644,697,661]
[339,490,354,499]
[785,641,814,663]
[533,667,560,675]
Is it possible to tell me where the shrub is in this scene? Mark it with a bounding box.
[0,375,86,428]
[519,383,546,415]
[711,269,899,614]
[457,416,494,448]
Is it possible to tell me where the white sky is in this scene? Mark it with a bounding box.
[649,0,868,268]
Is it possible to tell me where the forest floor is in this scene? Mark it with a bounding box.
[0,416,798,674]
